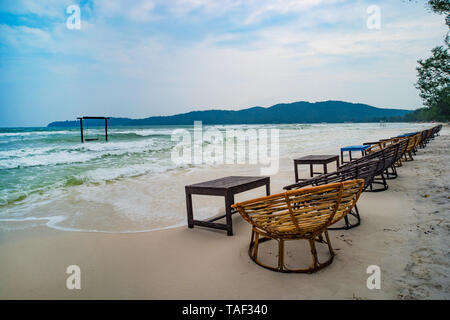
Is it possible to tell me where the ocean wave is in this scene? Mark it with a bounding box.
[0,130,76,137]
[112,129,174,136]
[0,151,98,169]
[0,139,174,169]
[0,146,61,159]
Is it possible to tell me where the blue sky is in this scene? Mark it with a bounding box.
[0,0,448,127]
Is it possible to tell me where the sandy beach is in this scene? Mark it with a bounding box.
[0,125,448,300]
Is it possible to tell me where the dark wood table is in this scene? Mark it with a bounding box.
[185,176,270,236]
[293,155,339,183]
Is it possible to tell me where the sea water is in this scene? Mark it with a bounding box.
[0,123,431,233]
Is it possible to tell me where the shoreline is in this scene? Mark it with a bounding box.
[0,123,436,234]
[0,126,449,299]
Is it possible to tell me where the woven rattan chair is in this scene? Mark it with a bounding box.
[404,134,421,161]
[232,180,364,273]
[412,133,422,155]
[284,159,378,230]
[419,130,431,148]
[344,141,402,192]
[366,139,407,179]
[392,138,408,168]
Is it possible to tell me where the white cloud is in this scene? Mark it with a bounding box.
[94,0,157,22]
[243,0,341,24]
[0,25,53,50]
[1,0,448,126]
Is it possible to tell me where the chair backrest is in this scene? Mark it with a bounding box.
[406,134,418,152]
[430,125,441,137]
[284,159,378,191]
[232,180,364,237]
[395,138,408,161]
[413,133,422,148]
[365,142,383,154]
[366,137,400,154]
[341,147,385,174]
[365,140,405,169]
[383,142,399,167]
[421,130,428,142]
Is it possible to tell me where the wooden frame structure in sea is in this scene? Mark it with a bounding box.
[77,116,110,143]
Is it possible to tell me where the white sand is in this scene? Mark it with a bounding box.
[0,126,448,299]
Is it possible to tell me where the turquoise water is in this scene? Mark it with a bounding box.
[0,126,178,207]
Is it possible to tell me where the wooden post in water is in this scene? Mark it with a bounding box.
[79,118,84,143]
[105,118,108,142]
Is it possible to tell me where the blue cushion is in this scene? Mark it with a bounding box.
[341,145,370,152]
[396,132,418,137]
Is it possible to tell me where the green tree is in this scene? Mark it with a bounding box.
[416,35,450,108]
[428,0,450,26]
[412,0,450,121]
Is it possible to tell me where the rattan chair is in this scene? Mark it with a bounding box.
[343,141,402,191]
[365,139,407,179]
[232,180,364,273]
[404,134,421,161]
[284,159,379,230]
[392,138,408,168]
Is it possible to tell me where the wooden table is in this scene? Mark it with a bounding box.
[185,176,270,236]
[293,155,339,183]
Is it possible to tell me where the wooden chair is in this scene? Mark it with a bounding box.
[232,180,364,273]
[404,134,421,161]
[284,159,379,230]
[392,138,408,168]
[364,137,407,169]
[345,141,403,191]
[413,133,423,152]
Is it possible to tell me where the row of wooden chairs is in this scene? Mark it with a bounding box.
[284,159,380,230]
[232,125,442,273]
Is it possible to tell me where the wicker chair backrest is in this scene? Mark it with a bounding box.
[284,159,378,191]
[406,134,418,152]
[395,138,408,161]
[233,180,364,237]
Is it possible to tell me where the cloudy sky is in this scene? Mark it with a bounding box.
[0,0,448,126]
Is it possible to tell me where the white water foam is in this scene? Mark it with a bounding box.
[0,123,435,234]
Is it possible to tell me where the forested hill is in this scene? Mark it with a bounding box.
[47,100,411,127]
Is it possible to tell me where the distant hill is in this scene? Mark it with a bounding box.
[47,100,411,127]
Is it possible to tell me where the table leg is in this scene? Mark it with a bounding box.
[186,192,194,228]
[225,193,234,236]
[309,164,313,177]
[349,151,353,162]
[294,162,299,182]
[323,164,327,174]
[336,159,339,170]
[340,150,344,164]
[265,182,270,196]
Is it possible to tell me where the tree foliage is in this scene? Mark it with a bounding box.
[416,35,450,107]
[409,0,450,121]
[429,0,450,26]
